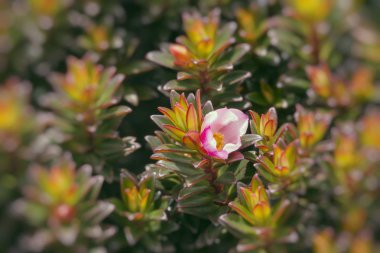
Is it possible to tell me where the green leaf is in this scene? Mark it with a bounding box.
[177,182,220,218]
[241,134,263,149]
[100,105,132,120]
[83,201,115,225]
[177,183,216,210]
[124,226,144,245]
[185,174,210,187]
[215,171,235,185]
[282,76,310,89]
[146,51,175,69]
[163,79,199,91]
[120,169,138,193]
[243,151,258,162]
[202,101,214,115]
[86,175,104,201]
[254,163,276,183]
[154,144,197,154]
[169,90,181,108]
[215,44,251,68]
[212,92,243,105]
[154,131,173,144]
[135,86,158,101]
[97,74,124,107]
[221,70,251,86]
[268,29,304,51]
[260,82,275,103]
[120,60,155,75]
[218,213,257,237]
[124,86,139,106]
[232,159,249,181]
[145,135,163,150]
[109,198,126,212]
[195,225,223,248]
[224,100,252,110]
[97,138,125,158]
[178,205,219,218]
[146,209,167,221]
[150,115,172,130]
[157,161,203,177]
[272,199,291,226]
[246,91,269,106]
[226,43,251,65]
[177,72,192,80]
[122,136,141,156]
[151,152,194,165]
[212,22,237,55]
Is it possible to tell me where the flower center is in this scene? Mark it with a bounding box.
[213,132,224,151]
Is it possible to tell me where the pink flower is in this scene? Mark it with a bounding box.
[200,108,248,160]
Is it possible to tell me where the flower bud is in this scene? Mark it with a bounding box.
[249,107,278,152]
[296,105,332,150]
[289,0,333,23]
[250,107,277,139]
[306,64,332,99]
[155,90,204,150]
[0,79,32,141]
[183,10,219,57]
[236,8,256,42]
[229,175,271,226]
[256,140,298,179]
[334,128,358,170]
[350,67,375,102]
[120,170,155,220]
[273,141,297,177]
[169,44,193,67]
[50,56,124,110]
[359,111,380,150]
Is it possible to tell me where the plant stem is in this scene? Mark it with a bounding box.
[204,158,222,193]
[199,70,211,95]
[310,24,320,64]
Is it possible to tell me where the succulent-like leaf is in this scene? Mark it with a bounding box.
[146,51,175,69]
[157,161,203,177]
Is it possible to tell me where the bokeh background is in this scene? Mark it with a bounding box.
[1,0,380,252]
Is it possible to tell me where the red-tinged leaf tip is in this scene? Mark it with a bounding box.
[240,187,256,212]
[193,158,209,169]
[158,107,176,124]
[186,103,198,132]
[257,156,274,174]
[249,110,260,132]
[162,124,186,140]
[179,93,189,109]
[257,186,269,202]
[169,45,191,67]
[228,201,256,226]
[196,89,203,123]
[250,174,263,192]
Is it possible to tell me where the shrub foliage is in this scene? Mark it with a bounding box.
[1,0,379,252]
